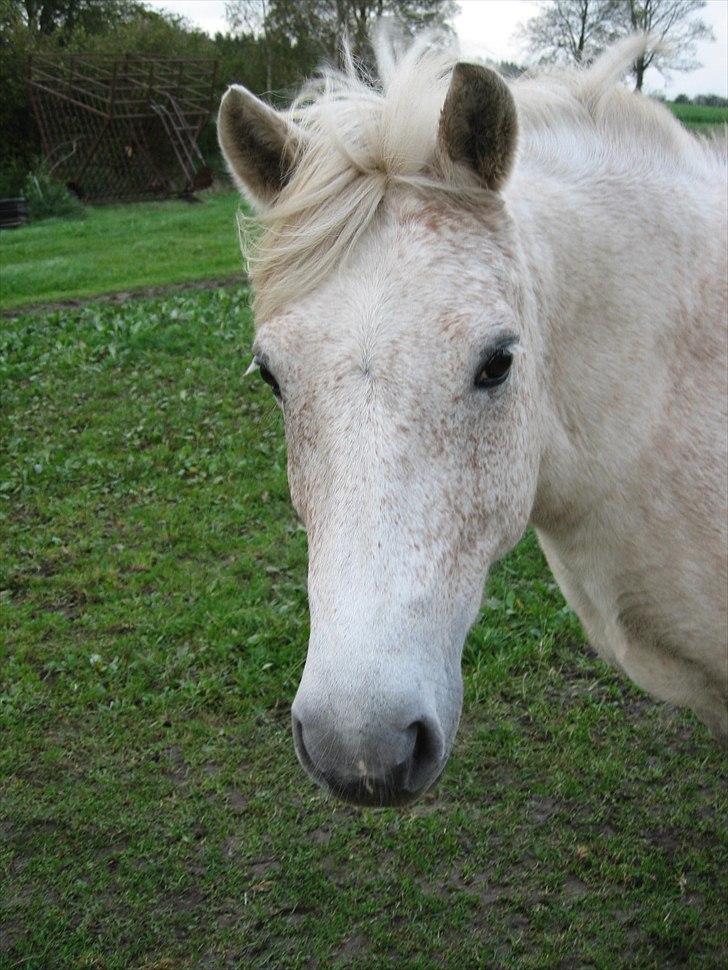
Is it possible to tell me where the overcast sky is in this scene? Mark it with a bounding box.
[146,0,728,97]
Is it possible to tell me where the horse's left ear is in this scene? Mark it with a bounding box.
[437,63,517,192]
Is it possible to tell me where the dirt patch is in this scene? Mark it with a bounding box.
[0,922,26,956]
[159,745,189,786]
[2,273,248,318]
[527,796,558,824]
[335,932,369,963]
[562,875,589,899]
[224,787,247,813]
[250,858,281,880]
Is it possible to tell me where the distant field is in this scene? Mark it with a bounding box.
[668,101,728,131]
[0,189,243,310]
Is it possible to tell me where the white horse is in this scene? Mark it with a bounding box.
[218,35,728,806]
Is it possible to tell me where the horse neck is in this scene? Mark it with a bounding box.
[506,152,718,531]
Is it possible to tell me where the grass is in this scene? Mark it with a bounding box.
[0,190,243,311]
[2,288,726,969]
[668,101,728,132]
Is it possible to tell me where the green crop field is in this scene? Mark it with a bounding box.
[2,287,726,969]
[668,100,728,131]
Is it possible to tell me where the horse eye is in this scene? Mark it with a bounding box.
[475,346,513,389]
[258,362,281,399]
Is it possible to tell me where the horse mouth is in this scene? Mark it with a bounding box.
[312,767,443,809]
[292,719,444,808]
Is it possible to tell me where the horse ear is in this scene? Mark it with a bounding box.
[437,63,517,192]
[217,85,300,209]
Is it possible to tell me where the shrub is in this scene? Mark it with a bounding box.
[694,94,728,108]
[0,158,29,197]
[23,164,85,222]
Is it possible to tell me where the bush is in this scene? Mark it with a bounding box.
[694,93,728,108]
[0,158,29,197]
[23,164,85,222]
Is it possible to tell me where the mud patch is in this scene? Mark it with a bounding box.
[336,932,369,963]
[2,274,247,319]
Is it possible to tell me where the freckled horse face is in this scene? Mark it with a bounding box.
[219,42,546,803]
[253,205,542,805]
[221,32,728,778]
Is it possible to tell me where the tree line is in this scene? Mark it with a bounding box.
[0,0,719,197]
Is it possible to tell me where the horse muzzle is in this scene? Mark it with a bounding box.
[291,703,446,807]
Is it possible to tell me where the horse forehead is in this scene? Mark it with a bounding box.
[259,197,504,362]
[292,231,470,350]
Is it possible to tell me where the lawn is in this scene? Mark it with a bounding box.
[0,189,243,311]
[668,100,728,132]
[2,288,726,969]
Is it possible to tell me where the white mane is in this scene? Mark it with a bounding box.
[247,33,723,322]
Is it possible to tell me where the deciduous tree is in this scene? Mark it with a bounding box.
[609,0,714,90]
[225,0,459,83]
[517,0,618,66]
[519,0,715,91]
[16,0,140,37]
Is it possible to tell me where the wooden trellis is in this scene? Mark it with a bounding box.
[28,52,218,203]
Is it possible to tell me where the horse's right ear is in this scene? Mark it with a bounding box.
[217,85,300,210]
[437,63,517,192]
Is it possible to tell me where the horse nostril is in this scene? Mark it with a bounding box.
[292,713,315,775]
[406,718,444,791]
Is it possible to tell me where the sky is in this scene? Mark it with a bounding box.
[146,0,728,97]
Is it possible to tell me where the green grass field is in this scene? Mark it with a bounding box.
[668,101,728,131]
[2,288,726,968]
[0,190,243,311]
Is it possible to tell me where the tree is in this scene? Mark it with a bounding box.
[495,60,527,79]
[15,0,141,37]
[609,0,714,90]
[225,0,275,91]
[519,0,715,92]
[224,0,459,86]
[517,0,618,66]
[693,93,727,108]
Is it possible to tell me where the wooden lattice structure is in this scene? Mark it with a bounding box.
[28,53,218,203]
